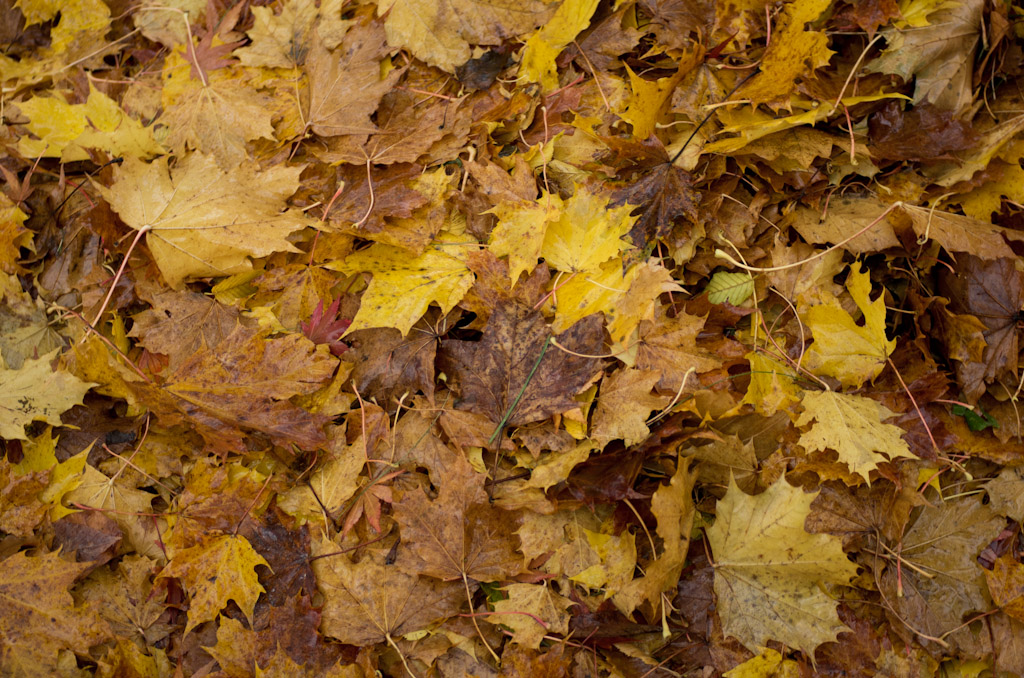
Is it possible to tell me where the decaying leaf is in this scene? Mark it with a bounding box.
[0,350,93,441]
[707,476,858,657]
[7,0,1024,675]
[439,302,604,431]
[0,551,111,677]
[158,534,270,634]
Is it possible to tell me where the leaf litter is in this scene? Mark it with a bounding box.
[3,0,1024,676]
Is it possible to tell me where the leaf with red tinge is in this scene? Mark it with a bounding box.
[301,297,352,356]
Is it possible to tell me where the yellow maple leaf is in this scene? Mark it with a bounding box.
[705,93,907,156]
[800,263,896,388]
[17,0,110,58]
[540,186,635,273]
[795,390,915,483]
[738,0,834,109]
[331,239,475,336]
[518,0,600,92]
[0,192,30,275]
[16,85,164,161]
[570,526,637,597]
[550,258,633,332]
[161,49,276,168]
[706,475,857,657]
[159,534,269,634]
[741,350,802,416]
[488,192,563,286]
[619,65,687,140]
[99,154,309,289]
[0,349,94,441]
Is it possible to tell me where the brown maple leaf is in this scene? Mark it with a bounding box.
[609,140,698,255]
[393,452,522,583]
[438,301,605,437]
[936,254,1024,404]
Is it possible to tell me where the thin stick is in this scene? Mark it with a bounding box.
[386,632,418,678]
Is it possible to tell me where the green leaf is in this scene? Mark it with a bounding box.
[706,271,754,305]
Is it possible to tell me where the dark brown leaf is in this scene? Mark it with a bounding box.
[439,302,604,432]
[611,161,698,254]
[868,101,978,162]
[937,254,1024,403]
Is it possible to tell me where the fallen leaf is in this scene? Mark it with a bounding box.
[738,0,833,109]
[936,254,1024,404]
[877,496,1003,649]
[236,0,351,68]
[305,22,399,137]
[591,368,670,447]
[795,390,915,484]
[867,0,983,114]
[159,534,270,634]
[312,540,463,645]
[801,263,896,389]
[159,50,275,168]
[0,551,111,678]
[0,349,93,441]
[99,154,309,289]
[518,0,599,92]
[614,458,695,618]
[378,0,556,72]
[707,476,858,657]
[393,453,522,582]
[332,239,475,337]
[439,301,604,431]
[540,186,635,273]
[489,583,572,648]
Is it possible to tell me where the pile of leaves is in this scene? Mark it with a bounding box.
[5,0,1024,675]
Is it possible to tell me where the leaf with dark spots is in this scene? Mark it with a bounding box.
[207,593,341,675]
[52,511,122,564]
[438,302,605,432]
[130,287,245,371]
[166,327,336,452]
[393,452,522,582]
[868,101,978,162]
[937,254,1024,403]
[833,0,900,37]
